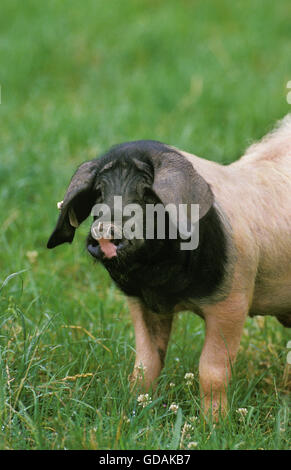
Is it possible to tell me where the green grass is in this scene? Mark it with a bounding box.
[0,0,290,450]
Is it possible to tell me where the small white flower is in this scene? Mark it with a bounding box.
[182,423,194,432]
[169,402,179,413]
[236,408,248,417]
[137,393,152,408]
[187,441,198,449]
[184,372,195,381]
[169,382,175,388]
[236,408,248,422]
[26,250,38,263]
[184,372,195,386]
[189,416,199,423]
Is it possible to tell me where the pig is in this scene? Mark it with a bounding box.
[47,114,291,418]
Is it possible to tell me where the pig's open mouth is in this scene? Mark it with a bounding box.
[87,221,146,262]
[87,237,127,260]
[98,238,118,259]
[87,221,127,260]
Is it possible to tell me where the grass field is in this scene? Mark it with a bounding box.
[0,0,290,450]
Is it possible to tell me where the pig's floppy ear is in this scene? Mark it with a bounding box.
[151,151,213,222]
[47,160,99,249]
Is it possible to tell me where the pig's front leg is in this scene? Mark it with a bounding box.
[127,297,173,390]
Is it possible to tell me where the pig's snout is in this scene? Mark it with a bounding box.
[91,221,123,242]
[89,222,124,259]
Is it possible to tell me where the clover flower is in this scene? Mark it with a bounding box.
[137,393,152,408]
[184,372,195,386]
[169,402,179,413]
[236,408,248,422]
[187,441,198,449]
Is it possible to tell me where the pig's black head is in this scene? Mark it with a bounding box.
[47,140,214,266]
